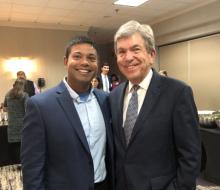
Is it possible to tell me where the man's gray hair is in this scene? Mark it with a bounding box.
[114,20,155,53]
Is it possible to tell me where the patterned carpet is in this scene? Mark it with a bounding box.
[197,186,220,190]
[196,177,220,190]
[0,164,220,190]
[0,165,22,190]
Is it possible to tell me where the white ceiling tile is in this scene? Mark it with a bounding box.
[74,1,114,12]
[11,0,48,7]
[82,0,112,3]
[0,2,11,10]
[177,0,204,3]
[47,0,80,10]
[41,7,71,17]
[12,4,43,14]
[0,0,11,2]
[37,14,62,24]
[0,12,10,19]
[10,12,37,22]
[61,19,88,27]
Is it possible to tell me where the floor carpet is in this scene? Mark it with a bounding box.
[197,177,220,190]
[0,164,220,190]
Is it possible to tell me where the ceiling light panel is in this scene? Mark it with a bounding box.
[114,0,149,7]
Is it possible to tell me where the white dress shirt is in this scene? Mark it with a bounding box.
[101,73,110,92]
[123,69,153,126]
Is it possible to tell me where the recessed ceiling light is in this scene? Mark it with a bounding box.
[114,0,149,7]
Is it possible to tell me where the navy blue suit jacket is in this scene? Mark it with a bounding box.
[109,70,201,190]
[99,74,111,91]
[21,81,114,190]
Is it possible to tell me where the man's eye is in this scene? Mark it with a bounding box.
[133,48,140,53]
[117,50,125,55]
[73,54,81,59]
[88,56,97,62]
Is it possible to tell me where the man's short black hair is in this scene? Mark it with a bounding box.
[64,36,97,58]
[102,62,109,68]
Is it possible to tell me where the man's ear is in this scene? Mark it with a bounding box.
[151,49,156,57]
[64,56,68,67]
[150,49,156,66]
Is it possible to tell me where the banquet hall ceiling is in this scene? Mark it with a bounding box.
[0,0,217,42]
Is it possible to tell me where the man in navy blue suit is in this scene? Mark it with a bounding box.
[109,20,201,190]
[99,63,111,92]
[21,36,114,190]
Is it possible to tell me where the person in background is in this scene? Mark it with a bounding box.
[0,102,3,110]
[91,76,102,89]
[110,73,120,90]
[159,70,168,77]
[100,63,111,92]
[0,102,4,114]
[4,79,28,164]
[17,71,39,96]
[21,36,114,190]
[109,20,201,190]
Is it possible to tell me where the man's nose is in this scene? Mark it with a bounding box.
[125,51,134,61]
[81,57,89,65]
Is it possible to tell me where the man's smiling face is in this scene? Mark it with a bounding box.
[64,43,98,92]
[116,32,155,84]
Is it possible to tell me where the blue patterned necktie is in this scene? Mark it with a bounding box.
[124,85,139,145]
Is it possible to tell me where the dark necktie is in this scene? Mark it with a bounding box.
[124,85,139,145]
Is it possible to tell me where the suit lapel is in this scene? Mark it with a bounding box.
[115,82,128,149]
[56,82,90,154]
[129,71,162,146]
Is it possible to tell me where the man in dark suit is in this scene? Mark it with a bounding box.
[99,63,111,92]
[17,71,38,96]
[21,36,114,190]
[109,20,201,190]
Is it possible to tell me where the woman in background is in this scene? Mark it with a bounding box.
[110,73,120,90]
[4,78,29,164]
[91,76,102,89]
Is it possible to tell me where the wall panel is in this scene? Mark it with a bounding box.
[0,26,86,102]
[190,34,220,109]
[159,42,189,83]
[159,34,220,110]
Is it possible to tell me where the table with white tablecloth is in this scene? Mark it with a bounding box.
[200,127,220,185]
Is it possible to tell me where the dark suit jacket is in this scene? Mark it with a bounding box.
[25,80,35,97]
[21,81,114,190]
[99,74,111,91]
[109,70,201,190]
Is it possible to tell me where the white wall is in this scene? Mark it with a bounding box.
[151,0,220,110]
[152,0,220,46]
[0,26,86,102]
[159,34,220,110]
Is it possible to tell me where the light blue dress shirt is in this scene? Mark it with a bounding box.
[63,79,107,183]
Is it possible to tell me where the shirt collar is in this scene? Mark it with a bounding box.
[101,73,108,78]
[63,77,94,103]
[128,69,153,92]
